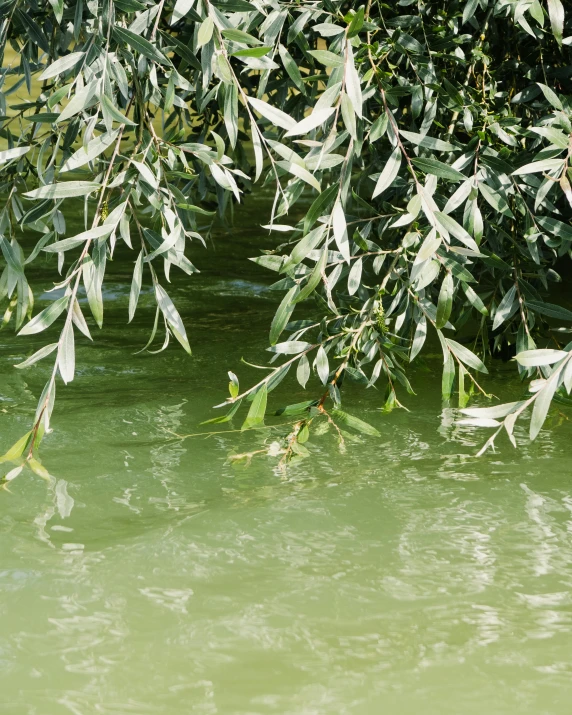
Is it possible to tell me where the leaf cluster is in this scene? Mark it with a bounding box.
[0,0,571,471]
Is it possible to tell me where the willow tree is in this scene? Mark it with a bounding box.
[0,0,571,475]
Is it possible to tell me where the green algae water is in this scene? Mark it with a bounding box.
[2,202,572,714]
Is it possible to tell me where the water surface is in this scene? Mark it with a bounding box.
[1,202,572,714]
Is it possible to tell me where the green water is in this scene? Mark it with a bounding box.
[2,201,572,714]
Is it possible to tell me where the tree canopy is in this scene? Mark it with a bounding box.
[0,0,571,474]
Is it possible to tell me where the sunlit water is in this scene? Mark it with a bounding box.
[1,200,572,714]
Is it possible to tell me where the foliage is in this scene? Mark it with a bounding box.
[0,0,571,474]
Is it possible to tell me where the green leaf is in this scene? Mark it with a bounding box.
[547,0,564,45]
[222,28,263,45]
[331,409,380,437]
[113,26,172,65]
[399,130,457,152]
[492,285,517,330]
[435,212,479,252]
[411,157,466,181]
[284,107,335,137]
[294,246,327,303]
[197,16,215,48]
[101,95,138,126]
[410,314,427,361]
[241,384,267,430]
[155,285,191,354]
[529,126,569,149]
[462,0,479,24]
[436,272,454,329]
[463,284,488,316]
[512,158,564,176]
[14,10,50,53]
[296,424,309,447]
[247,96,296,131]
[297,354,310,388]
[345,42,363,118]
[530,374,559,440]
[211,0,254,12]
[0,431,31,464]
[372,146,401,199]
[201,399,242,425]
[347,257,362,295]
[270,285,298,345]
[58,322,75,384]
[461,403,523,419]
[304,184,338,234]
[332,201,350,263]
[39,52,84,80]
[160,30,201,69]
[442,351,455,399]
[347,6,365,37]
[72,301,92,341]
[18,295,69,336]
[536,82,564,110]
[176,204,216,216]
[315,345,329,385]
[535,216,572,240]
[82,257,104,328]
[476,185,512,221]
[231,46,272,58]
[132,160,159,190]
[515,349,569,367]
[268,340,312,355]
[4,465,24,482]
[279,44,305,94]
[61,129,120,172]
[446,338,488,373]
[527,300,572,321]
[397,33,425,54]
[278,161,321,192]
[129,251,144,323]
[23,182,101,200]
[43,224,114,252]
[0,146,30,165]
[26,113,60,124]
[308,50,344,67]
[170,0,197,24]
[56,80,99,123]
[228,371,239,399]
[28,457,51,480]
[14,342,58,369]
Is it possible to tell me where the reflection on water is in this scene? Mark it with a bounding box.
[1,204,572,713]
